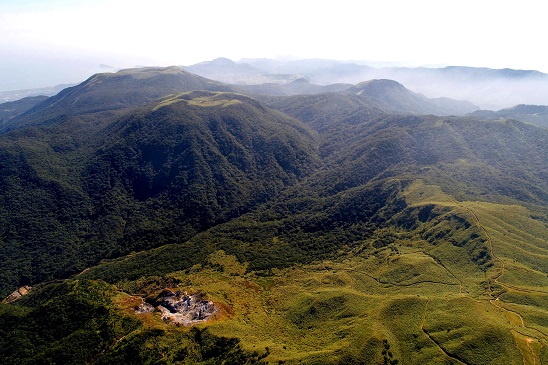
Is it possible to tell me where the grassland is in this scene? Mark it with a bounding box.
[2,178,545,364]
[113,251,521,364]
[152,92,244,111]
[102,181,546,364]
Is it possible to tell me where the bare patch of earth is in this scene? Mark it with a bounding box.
[135,290,217,326]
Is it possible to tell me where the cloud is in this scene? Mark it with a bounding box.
[0,0,547,90]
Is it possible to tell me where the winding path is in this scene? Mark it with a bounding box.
[419,299,469,365]
[450,198,542,365]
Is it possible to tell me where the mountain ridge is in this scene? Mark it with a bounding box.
[188,57,548,109]
[345,79,478,115]
[0,66,238,134]
[0,89,320,296]
[469,104,548,129]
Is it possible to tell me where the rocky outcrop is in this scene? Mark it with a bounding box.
[134,301,154,314]
[135,290,217,326]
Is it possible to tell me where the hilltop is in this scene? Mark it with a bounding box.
[0,66,237,134]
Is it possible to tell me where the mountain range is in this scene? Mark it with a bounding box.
[186,57,548,109]
[0,62,546,365]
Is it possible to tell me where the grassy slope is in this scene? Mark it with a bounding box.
[73,180,545,364]
[205,186,542,365]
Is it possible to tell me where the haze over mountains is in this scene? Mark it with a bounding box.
[4,56,548,113]
[0,61,547,364]
[185,57,548,110]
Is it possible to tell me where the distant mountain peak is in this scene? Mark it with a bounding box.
[353,79,407,91]
[288,78,312,85]
[210,57,238,65]
[345,79,477,115]
[1,66,236,133]
[348,79,411,99]
[52,66,233,111]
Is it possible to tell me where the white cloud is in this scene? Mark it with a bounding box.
[0,0,547,90]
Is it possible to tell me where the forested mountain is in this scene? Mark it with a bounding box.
[0,66,547,365]
[0,66,237,134]
[255,78,477,119]
[0,88,319,296]
[344,79,477,115]
[0,96,48,125]
[469,104,548,129]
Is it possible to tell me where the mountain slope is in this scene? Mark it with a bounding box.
[317,114,548,204]
[264,92,385,137]
[345,79,478,115]
[0,65,547,365]
[470,104,548,129]
[80,178,546,364]
[0,91,319,296]
[0,95,48,125]
[0,66,237,134]
[76,111,547,364]
[81,111,547,297]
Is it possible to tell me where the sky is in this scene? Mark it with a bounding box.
[1,0,547,91]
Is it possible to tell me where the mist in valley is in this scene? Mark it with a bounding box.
[234,58,548,110]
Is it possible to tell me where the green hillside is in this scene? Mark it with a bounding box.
[0,68,546,364]
[5,179,546,364]
[344,79,478,115]
[0,96,48,125]
[76,112,547,363]
[0,67,237,134]
[0,90,319,296]
[470,104,548,129]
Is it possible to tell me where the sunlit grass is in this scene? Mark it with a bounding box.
[187,96,242,108]
[113,247,527,363]
[95,180,548,363]
[152,92,243,111]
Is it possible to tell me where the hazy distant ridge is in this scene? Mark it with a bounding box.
[186,58,548,109]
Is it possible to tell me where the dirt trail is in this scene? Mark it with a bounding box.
[419,299,430,331]
[76,267,90,276]
[526,338,536,365]
[490,297,525,327]
[419,299,469,365]
[450,199,543,365]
